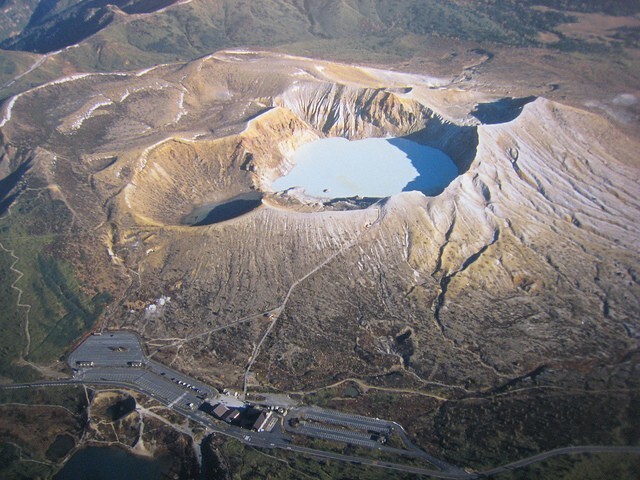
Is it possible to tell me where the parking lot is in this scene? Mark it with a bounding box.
[299,426,380,448]
[301,410,391,434]
[57,330,471,476]
[299,422,379,447]
[68,332,214,412]
[80,367,202,409]
[146,359,215,399]
[68,332,146,368]
[68,332,402,450]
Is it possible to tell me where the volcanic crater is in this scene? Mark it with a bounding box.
[1,50,639,470]
[1,50,638,398]
[122,77,483,226]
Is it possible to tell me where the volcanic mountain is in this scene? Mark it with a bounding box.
[1,49,639,467]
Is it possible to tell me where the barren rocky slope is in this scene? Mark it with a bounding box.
[1,50,639,467]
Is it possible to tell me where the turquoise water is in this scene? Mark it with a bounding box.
[271,137,458,199]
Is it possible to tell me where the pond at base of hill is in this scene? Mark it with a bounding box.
[53,446,172,480]
[271,137,458,199]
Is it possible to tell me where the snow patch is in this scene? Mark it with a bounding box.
[173,90,187,123]
[3,71,129,129]
[0,95,18,128]
[156,0,192,14]
[359,65,447,88]
[118,82,171,102]
[123,184,134,209]
[612,93,637,107]
[119,89,131,102]
[136,65,161,77]
[138,139,170,170]
[69,97,114,131]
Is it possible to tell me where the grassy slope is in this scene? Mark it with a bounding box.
[219,437,418,480]
[0,385,89,479]
[0,0,41,42]
[523,0,640,16]
[216,436,640,480]
[1,0,636,97]
[1,0,632,71]
[0,187,110,376]
[493,453,640,480]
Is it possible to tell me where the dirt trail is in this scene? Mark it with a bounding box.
[242,204,386,398]
[0,241,32,358]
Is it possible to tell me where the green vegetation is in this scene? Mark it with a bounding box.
[522,0,640,16]
[219,437,418,480]
[0,385,88,480]
[302,383,640,474]
[30,255,110,362]
[302,388,336,408]
[433,391,640,469]
[493,452,640,480]
[0,250,34,382]
[1,0,635,84]
[369,0,570,47]
[611,27,640,49]
[344,385,360,398]
[552,34,624,54]
[0,442,53,480]
[0,385,89,413]
[0,0,41,42]
[0,188,110,378]
[0,55,18,79]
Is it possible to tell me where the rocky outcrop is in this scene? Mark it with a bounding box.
[275,83,427,138]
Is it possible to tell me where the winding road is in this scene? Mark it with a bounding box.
[2,380,639,479]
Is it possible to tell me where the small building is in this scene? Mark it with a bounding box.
[212,403,231,419]
[225,409,240,423]
[208,403,241,423]
[252,411,273,432]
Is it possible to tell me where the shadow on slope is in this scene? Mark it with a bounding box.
[471,96,537,124]
[403,121,479,176]
[183,191,263,226]
[0,158,32,216]
[1,0,180,53]
[384,138,459,196]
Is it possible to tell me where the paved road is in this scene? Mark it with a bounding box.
[7,328,640,478]
[79,368,202,410]
[2,380,640,478]
[480,445,640,477]
[287,406,460,473]
[68,330,455,473]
